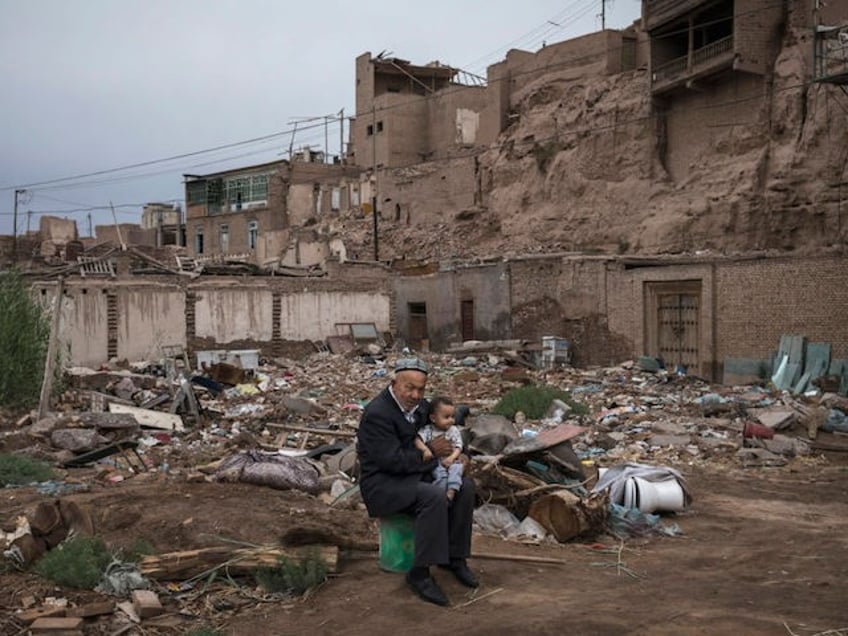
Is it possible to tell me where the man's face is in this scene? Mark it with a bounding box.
[392,370,427,411]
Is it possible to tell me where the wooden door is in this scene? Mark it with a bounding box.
[657,292,699,371]
[460,300,474,341]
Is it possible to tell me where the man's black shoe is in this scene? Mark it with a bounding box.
[405,572,449,606]
[439,561,479,588]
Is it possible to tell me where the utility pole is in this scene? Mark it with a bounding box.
[339,108,345,161]
[13,188,25,259]
[371,105,379,261]
[288,121,299,159]
[601,0,608,30]
[324,116,329,164]
[87,213,93,238]
[26,210,32,235]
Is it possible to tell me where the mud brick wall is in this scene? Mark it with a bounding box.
[605,262,717,378]
[735,0,785,75]
[715,255,848,362]
[508,256,630,366]
[508,257,567,341]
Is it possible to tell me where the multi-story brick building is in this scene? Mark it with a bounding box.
[183,156,361,265]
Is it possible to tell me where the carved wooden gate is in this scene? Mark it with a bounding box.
[645,281,701,373]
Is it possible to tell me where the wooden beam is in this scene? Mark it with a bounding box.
[472,551,568,565]
[140,545,338,580]
[265,423,357,438]
[38,277,64,419]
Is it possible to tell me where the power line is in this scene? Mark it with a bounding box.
[2,0,791,198]
[0,118,332,193]
[462,0,597,73]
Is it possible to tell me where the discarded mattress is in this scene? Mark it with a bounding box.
[215,450,321,494]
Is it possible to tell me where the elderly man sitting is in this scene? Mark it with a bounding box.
[357,357,478,606]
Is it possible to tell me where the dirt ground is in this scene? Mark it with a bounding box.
[2,454,847,636]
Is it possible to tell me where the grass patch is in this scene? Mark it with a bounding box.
[0,453,54,486]
[186,630,224,636]
[493,384,588,420]
[35,536,111,589]
[254,550,328,596]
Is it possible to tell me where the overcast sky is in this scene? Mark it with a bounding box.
[0,0,640,236]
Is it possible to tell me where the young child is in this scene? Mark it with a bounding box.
[415,396,464,502]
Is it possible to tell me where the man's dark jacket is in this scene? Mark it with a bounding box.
[357,387,437,517]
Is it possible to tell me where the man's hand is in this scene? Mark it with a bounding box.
[428,436,453,458]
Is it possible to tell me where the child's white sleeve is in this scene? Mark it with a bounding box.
[448,426,463,450]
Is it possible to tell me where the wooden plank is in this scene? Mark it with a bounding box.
[29,617,83,633]
[38,277,64,419]
[472,551,569,565]
[265,423,356,438]
[108,403,185,432]
[66,601,114,618]
[139,545,338,580]
[15,605,66,624]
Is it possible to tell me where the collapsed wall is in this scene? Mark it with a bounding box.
[329,9,848,262]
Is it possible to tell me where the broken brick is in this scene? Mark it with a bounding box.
[131,589,164,618]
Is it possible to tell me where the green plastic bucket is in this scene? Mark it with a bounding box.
[378,514,415,572]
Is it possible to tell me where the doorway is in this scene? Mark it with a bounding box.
[644,281,701,373]
[460,299,474,341]
[408,302,428,350]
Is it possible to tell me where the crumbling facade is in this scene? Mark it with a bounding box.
[36,258,392,368]
[184,157,362,266]
[393,251,848,382]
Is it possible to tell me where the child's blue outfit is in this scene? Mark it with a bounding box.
[418,423,464,493]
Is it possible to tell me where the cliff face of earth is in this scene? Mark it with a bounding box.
[328,19,848,263]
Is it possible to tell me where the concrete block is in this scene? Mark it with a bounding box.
[131,590,163,618]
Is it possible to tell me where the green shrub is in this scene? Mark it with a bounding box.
[0,271,53,409]
[34,536,111,589]
[493,384,588,420]
[121,538,156,563]
[186,630,224,636]
[0,453,54,486]
[254,551,328,596]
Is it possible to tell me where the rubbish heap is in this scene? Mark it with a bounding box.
[2,338,846,630]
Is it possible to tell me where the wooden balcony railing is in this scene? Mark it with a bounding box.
[652,35,734,86]
[693,35,734,66]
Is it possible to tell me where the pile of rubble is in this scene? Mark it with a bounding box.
[2,342,847,631]
[7,342,847,513]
